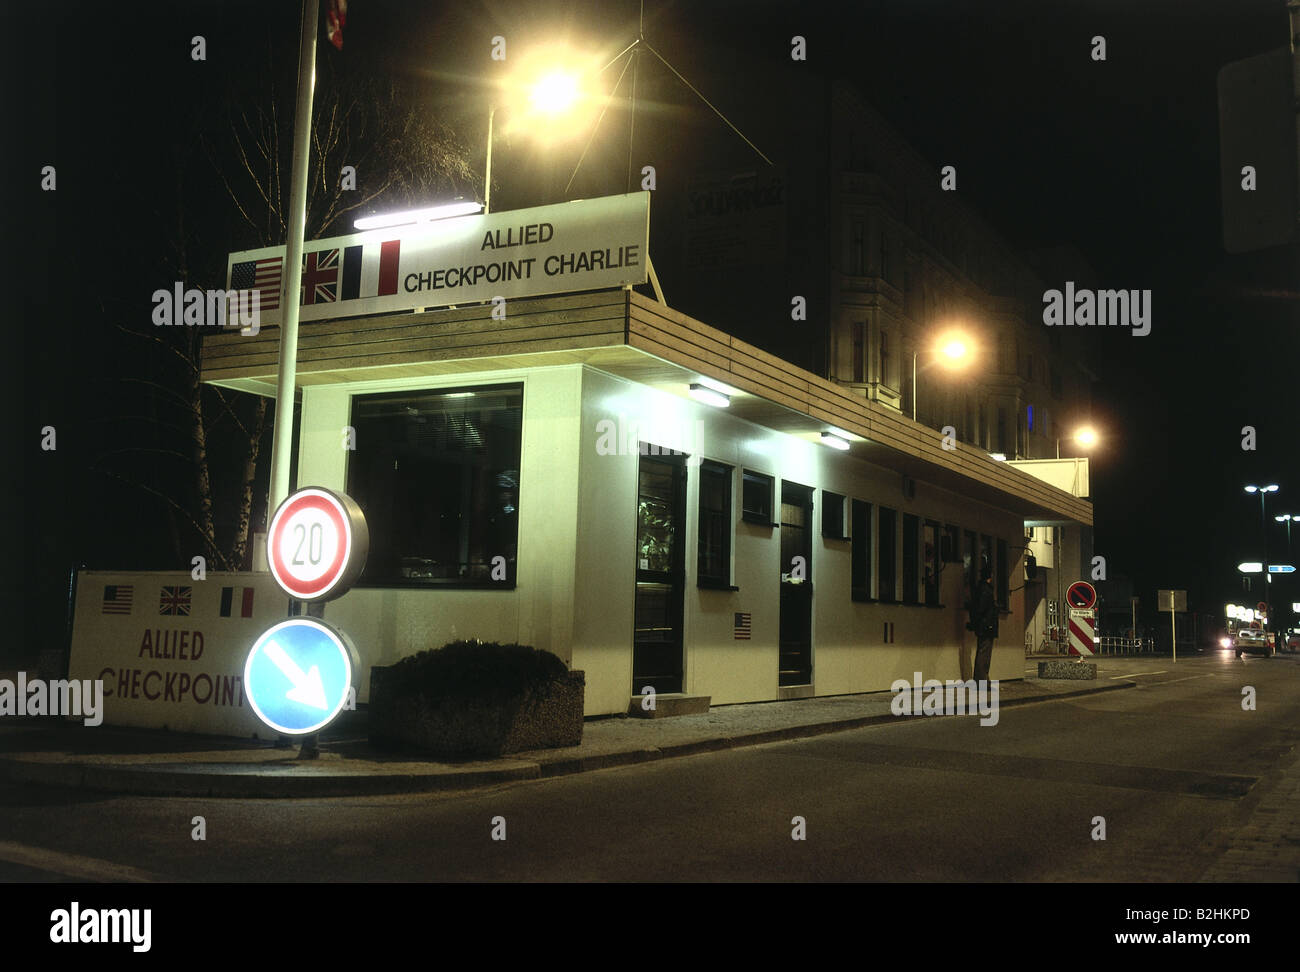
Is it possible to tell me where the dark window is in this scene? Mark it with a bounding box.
[697,461,732,586]
[923,520,941,605]
[996,407,1008,454]
[880,233,891,283]
[851,499,872,601]
[346,383,522,587]
[850,220,867,275]
[822,490,847,539]
[880,329,891,387]
[963,528,977,609]
[741,470,774,524]
[1050,364,1063,398]
[877,506,897,601]
[902,514,920,604]
[852,322,865,383]
[942,523,961,563]
[996,538,1009,610]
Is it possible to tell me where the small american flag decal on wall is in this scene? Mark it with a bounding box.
[734,613,752,640]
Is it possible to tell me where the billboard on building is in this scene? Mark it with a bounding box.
[225,191,650,326]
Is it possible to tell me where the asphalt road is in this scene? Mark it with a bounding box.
[1,653,1298,882]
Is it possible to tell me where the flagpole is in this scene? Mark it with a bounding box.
[267,0,320,515]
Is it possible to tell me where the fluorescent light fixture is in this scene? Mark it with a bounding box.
[1238,562,1264,573]
[989,452,1007,462]
[688,383,730,408]
[442,392,474,399]
[695,376,740,397]
[354,201,483,230]
[821,432,850,451]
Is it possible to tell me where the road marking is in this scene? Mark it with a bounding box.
[1109,671,1167,679]
[0,840,165,883]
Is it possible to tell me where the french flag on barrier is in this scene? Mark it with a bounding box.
[340,239,401,300]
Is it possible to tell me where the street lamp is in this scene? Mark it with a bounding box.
[1245,483,1280,653]
[1057,424,1099,459]
[912,328,974,422]
[484,51,595,214]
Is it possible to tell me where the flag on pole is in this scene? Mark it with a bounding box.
[327,0,347,50]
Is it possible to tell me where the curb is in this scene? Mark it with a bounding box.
[0,680,1136,798]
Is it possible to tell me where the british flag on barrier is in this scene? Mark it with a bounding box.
[229,256,282,311]
[159,586,192,617]
[302,248,340,305]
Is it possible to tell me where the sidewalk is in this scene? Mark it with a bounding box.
[0,669,1131,798]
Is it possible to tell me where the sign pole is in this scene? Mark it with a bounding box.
[267,0,320,515]
[1171,605,1177,663]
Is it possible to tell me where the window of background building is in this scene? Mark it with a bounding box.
[997,407,1008,454]
[923,520,941,605]
[851,499,872,600]
[852,322,865,383]
[822,490,847,539]
[1050,364,1063,399]
[879,329,891,387]
[977,402,987,449]
[878,506,897,601]
[347,383,522,587]
[902,514,919,604]
[963,528,977,607]
[850,219,867,275]
[880,233,891,284]
[741,470,774,524]
[996,538,1009,609]
[697,461,732,587]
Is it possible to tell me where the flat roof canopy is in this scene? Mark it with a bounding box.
[202,289,1091,526]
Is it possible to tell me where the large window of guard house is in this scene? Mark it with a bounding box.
[345,383,522,587]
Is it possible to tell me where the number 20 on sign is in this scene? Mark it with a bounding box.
[267,487,369,601]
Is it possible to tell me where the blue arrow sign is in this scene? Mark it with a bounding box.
[244,618,356,735]
[1268,565,1296,574]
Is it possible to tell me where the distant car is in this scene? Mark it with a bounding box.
[1234,628,1268,655]
[1286,632,1300,653]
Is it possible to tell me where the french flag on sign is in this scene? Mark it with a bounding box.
[219,586,255,619]
[340,240,401,301]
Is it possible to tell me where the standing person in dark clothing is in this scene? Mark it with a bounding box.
[968,567,998,683]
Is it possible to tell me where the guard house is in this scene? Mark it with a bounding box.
[202,194,1092,717]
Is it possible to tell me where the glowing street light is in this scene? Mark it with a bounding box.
[912,327,974,421]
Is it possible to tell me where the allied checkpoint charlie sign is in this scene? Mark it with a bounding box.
[226,191,651,324]
[244,488,368,736]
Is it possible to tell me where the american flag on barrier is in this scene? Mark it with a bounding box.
[102,584,134,615]
[159,586,192,617]
[229,256,282,312]
[734,612,752,640]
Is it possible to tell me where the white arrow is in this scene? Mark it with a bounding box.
[262,640,329,711]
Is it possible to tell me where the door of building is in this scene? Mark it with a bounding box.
[779,480,813,686]
[632,449,686,694]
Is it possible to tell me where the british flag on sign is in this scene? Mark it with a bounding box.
[159,586,192,617]
[301,249,340,305]
[229,256,282,311]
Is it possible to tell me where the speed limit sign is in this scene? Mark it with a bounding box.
[266,487,369,601]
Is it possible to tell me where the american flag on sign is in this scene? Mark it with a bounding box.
[102,584,134,615]
[733,612,752,640]
[159,586,192,617]
[229,257,282,312]
[302,248,340,305]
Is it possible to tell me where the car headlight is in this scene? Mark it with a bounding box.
[1219,637,1232,648]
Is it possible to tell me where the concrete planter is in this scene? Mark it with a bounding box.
[369,666,585,758]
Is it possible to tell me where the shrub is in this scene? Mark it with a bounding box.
[381,640,569,706]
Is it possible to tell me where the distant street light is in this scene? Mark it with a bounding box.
[1245,483,1280,654]
[912,327,974,422]
[1056,424,1099,459]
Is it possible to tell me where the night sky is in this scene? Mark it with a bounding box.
[8,0,1299,665]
